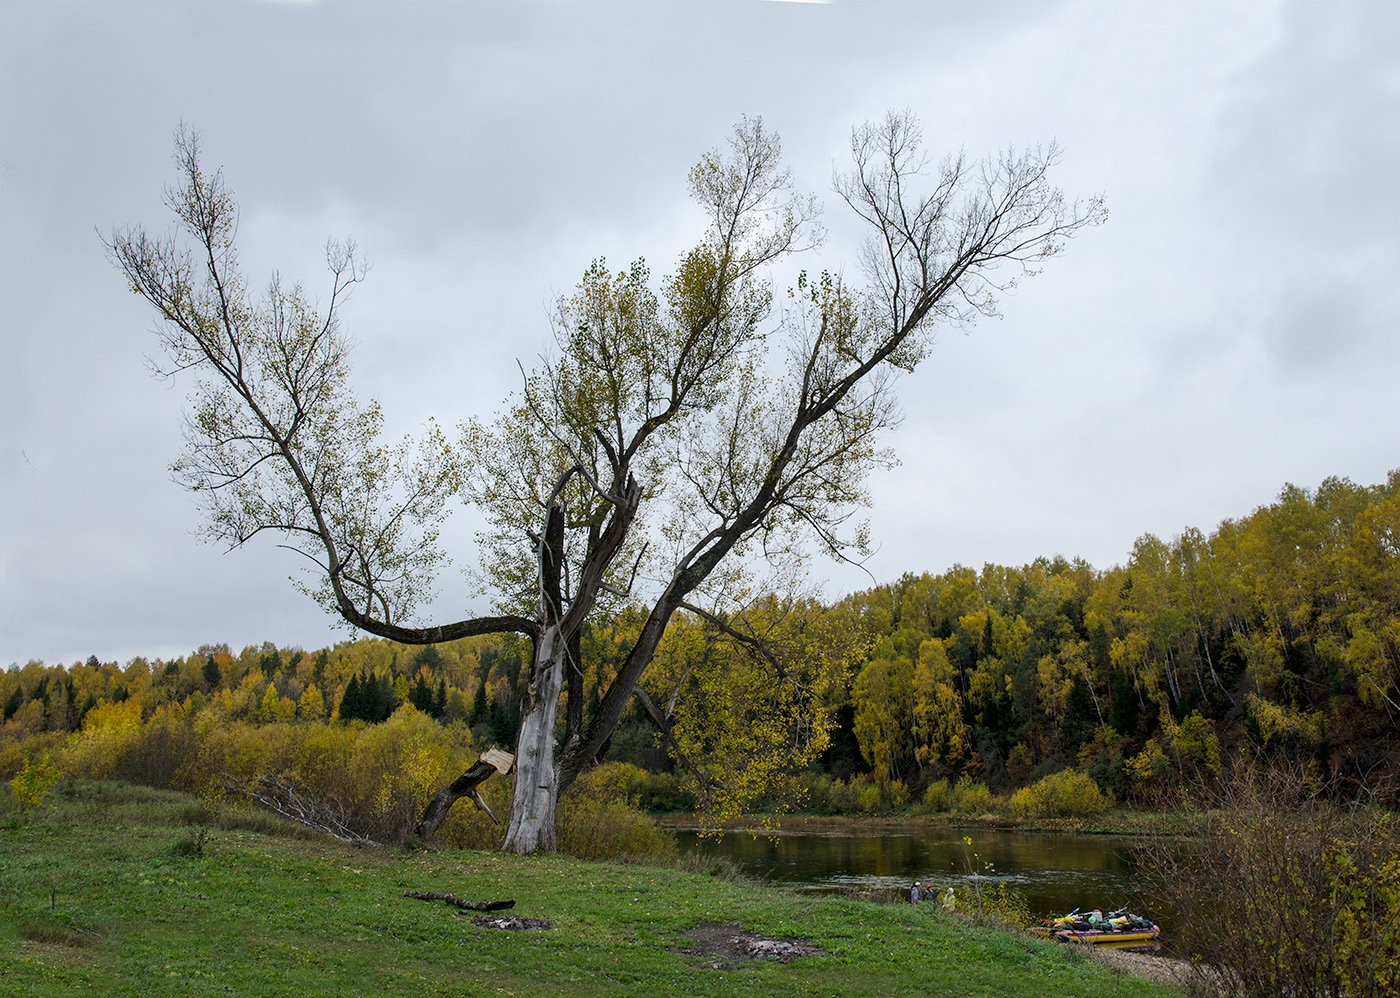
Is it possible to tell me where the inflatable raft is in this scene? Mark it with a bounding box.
[1029,908,1161,952]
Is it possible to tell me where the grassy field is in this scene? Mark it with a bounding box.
[0,782,1181,997]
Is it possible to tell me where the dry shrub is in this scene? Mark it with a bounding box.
[239,707,478,844]
[939,879,1034,932]
[672,850,748,882]
[113,705,200,787]
[1007,768,1112,819]
[555,762,677,863]
[1144,761,1400,998]
[19,918,98,949]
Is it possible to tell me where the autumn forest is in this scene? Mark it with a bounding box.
[5,470,1400,835]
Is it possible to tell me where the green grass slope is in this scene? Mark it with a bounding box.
[0,782,1179,997]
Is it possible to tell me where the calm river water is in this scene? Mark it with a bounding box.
[673,825,1166,924]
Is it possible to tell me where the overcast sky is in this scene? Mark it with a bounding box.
[3,0,1397,668]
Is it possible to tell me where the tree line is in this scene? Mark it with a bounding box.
[6,470,1398,810]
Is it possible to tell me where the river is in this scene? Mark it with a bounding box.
[672,824,1167,924]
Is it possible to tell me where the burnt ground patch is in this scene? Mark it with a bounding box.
[678,922,825,967]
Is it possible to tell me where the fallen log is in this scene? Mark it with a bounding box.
[404,890,515,912]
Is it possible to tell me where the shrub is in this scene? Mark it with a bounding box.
[922,777,951,812]
[1144,762,1400,998]
[857,780,883,814]
[635,770,693,812]
[1332,841,1400,997]
[963,880,1032,931]
[555,763,676,863]
[887,779,909,810]
[573,761,652,804]
[1006,768,1111,819]
[801,772,834,813]
[749,772,809,814]
[10,754,62,811]
[435,770,511,851]
[936,835,1032,931]
[948,774,996,814]
[112,704,200,787]
[825,777,854,813]
[819,773,883,814]
[0,730,64,781]
[1086,748,1128,801]
[673,851,747,882]
[161,707,482,845]
[261,705,477,844]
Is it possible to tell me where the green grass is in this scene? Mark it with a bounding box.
[0,782,1181,997]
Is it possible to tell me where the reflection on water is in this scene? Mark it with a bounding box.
[674,826,1165,924]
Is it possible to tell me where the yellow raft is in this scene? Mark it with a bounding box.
[1030,910,1161,951]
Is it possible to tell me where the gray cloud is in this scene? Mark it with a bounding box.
[4,0,1397,666]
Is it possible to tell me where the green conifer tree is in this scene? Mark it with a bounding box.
[409,674,433,713]
[203,654,221,689]
[374,673,394,722]
[340,673,363,722]
[470,680,488,726]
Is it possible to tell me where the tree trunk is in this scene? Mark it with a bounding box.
[501,622,568,854]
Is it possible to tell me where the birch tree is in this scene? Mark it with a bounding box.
[109,113,1104,854]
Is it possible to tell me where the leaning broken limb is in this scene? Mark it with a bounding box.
[413,747,515,841]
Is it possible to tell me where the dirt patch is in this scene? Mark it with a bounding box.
[679,922,825,965]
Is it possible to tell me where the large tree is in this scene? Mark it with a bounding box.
[108,113,1103,854]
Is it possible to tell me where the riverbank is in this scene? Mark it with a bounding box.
[1,781,1181,997]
